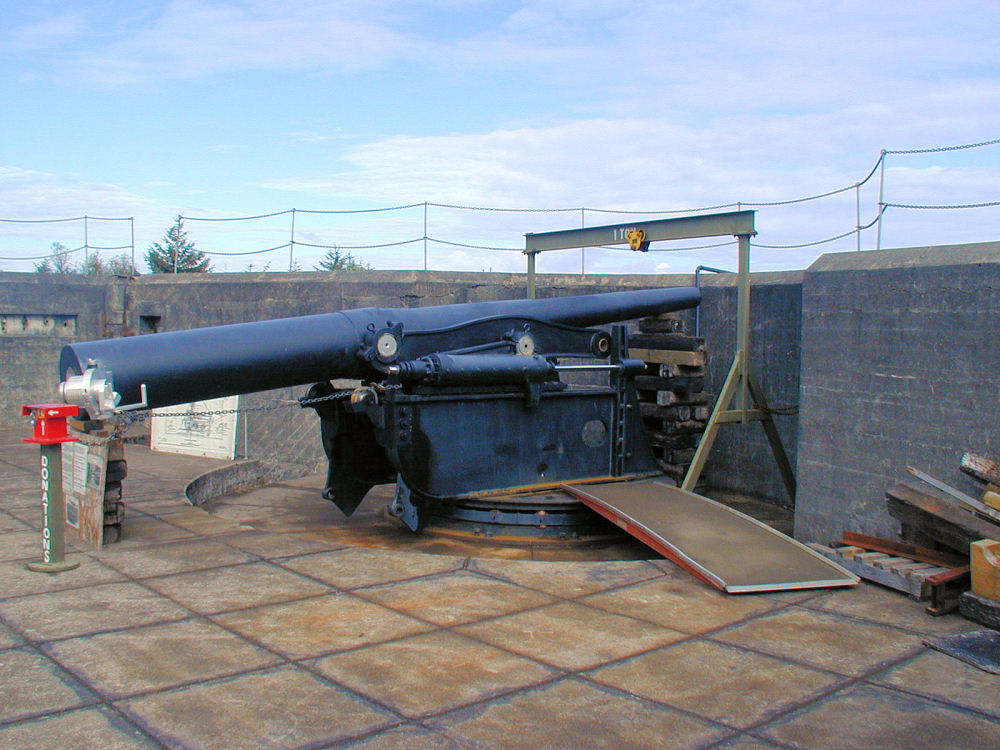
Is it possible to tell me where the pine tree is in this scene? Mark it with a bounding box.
[145,216,211,273]
[314,247,370,271]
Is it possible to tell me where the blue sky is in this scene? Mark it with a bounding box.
[1,1,998,274]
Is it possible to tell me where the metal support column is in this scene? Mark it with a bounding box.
[526,251,538,299]
[681,233,796,502]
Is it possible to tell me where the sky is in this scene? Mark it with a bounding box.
[1,0,999,276]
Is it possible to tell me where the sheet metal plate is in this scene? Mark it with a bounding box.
[563,479,858,593]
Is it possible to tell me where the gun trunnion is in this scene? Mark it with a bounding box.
[59,286,701,532]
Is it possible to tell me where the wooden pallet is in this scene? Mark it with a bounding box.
[808,531,970,614]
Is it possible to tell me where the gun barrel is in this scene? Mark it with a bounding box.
[59,286,699,413]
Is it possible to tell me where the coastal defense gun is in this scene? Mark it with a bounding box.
[58,286,700,532]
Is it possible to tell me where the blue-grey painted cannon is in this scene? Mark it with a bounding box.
[59,286,700,531]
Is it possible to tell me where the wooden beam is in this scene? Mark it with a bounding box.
[839,531,967,568]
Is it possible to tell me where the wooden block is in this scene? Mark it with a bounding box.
[855,552,890,565]
[833,545,866,560]
[961,453,1000,485]
[887,561,935,576]
[971,539,1000,601]
[638,315,684,334]
[871,555,913,571]
[631,347,707,367]
[982,489,1000,512]
[959,590,1000,629]
[628,333,704,352]
[907,565,951,583]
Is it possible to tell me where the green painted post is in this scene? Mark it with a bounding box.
[22,404,81,574]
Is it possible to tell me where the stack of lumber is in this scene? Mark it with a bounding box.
[629,314,710,485]
[957,453,1000,627]
[884,453,1000,627]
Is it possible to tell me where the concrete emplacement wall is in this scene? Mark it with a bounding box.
[2,239,999,545]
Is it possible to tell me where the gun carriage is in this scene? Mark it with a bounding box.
[58,287,699,539]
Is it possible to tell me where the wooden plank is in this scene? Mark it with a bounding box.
[960,452,1000,485]
[905,466,1000,525]
[839,531,966,569]
[627,333,705,352]
[886,482,1000,554]
[630,347,706,367]
[960,498,1000,525]
[906,466,979,505]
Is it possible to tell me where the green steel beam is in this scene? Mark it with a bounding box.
[524,211,755,253]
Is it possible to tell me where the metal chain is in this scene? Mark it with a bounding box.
[108,388,360,439]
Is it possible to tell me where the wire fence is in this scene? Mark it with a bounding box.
[1,138,998,274]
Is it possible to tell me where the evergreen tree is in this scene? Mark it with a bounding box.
[314,247,370,271]
[145,216,211,273]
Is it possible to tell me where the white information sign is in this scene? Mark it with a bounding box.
[150,396,239,460]
[61,441,89,528]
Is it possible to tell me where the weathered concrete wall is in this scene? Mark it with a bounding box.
[794,241,1000,542]
[0,274,111,416]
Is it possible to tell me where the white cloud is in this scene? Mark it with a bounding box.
[6,1,422,86]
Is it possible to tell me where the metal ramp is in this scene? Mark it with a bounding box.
[562,479,858,593]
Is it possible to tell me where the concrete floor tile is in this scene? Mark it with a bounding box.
[93,537,257,578]
[144,561,330,614]
[760,684,1000,749]
[215,592,433,659]
[4,506,44,530]
[112,515,200,547]
[0,510,32,532]
[457,601,686,671]
[0,706,159,749]
[47,618,280,698]
[312,630,555,718]
[873,650,1000,716]
[212,530,336,559]
[0,555,126,599]
[0,581,190,641]
[430,677,727,750]
[154,506,253,536]
[803,582,976,635]
[0,647,94,722]
[121,664,394,750]
[715,606,923,676]
[0,530,48,562]
[336,724,466,749]
[589,639,843,728]
[0,620,24,649]
[356,571,555,626]
[712,737,785,749]
[281,547,465,590]
[467,558,664,598]
[581,577,782,634]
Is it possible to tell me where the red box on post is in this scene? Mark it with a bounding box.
[22,403,80,445]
